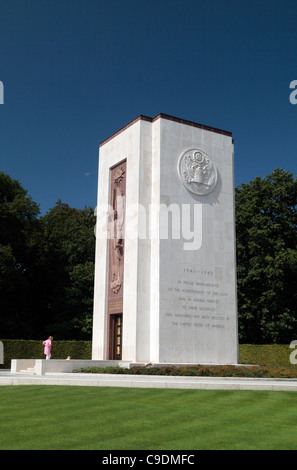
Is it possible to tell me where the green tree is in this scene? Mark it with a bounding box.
[40,201,96,339]
[235,169,297,344]
[0,172,41,338]
[0,173,96,340]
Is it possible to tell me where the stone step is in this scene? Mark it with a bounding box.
[19,367,36,374]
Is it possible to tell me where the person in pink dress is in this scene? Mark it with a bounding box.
[43,336,53,360]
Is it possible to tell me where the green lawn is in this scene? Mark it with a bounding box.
[1,386,297,450]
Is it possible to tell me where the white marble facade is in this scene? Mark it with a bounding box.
[92,114,239,364]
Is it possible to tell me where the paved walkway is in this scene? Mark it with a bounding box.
[1,370,297,391]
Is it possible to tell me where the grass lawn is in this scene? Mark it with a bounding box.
[1,385,297,450]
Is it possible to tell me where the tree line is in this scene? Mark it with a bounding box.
[0,172,95,340]
[1,168,297,343]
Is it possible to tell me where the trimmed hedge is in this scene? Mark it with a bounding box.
[0,339,92,369]
[0,341,296,370]
[239,344,297,368]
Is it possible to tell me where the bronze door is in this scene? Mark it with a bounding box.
[110,314,122,360]
[107,161,126,360]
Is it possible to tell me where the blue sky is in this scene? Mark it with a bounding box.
[1,0,297,214]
